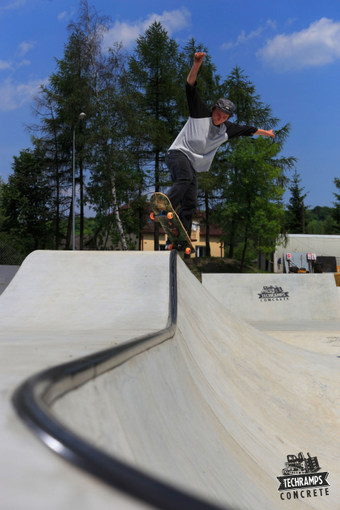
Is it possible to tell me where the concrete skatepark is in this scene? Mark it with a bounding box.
[1,250,340,509]
[202,273,340,355]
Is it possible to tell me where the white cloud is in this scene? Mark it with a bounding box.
[257,17,340,70]
[103,21,140,49]
[143,8,191,34]
[0,60,12,71]
[0,44,33,75]
[222,19,276,50]
[57,11,68,21]
[17,40,36,57]
[57,10,76,22]
[17,59,31,68]
[0,0,26,14]
[103,8,191,50]
[0,77,44,111]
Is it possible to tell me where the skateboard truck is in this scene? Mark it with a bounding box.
[150,211,173,221]
[167,243,192,255]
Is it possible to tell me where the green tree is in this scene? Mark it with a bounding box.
[128,21,181,249]
[218,136,286,270]
[30,1,144,250]
[216,67,294,265]
[50,27,94,249]
[285,170,308,233]
[305,206,336,234]
[31,12,95,249]
[0,148,53,257]
[333,177,340,234]
[85,38,140,250]
[31,87,68,248]
[0,177,5,229]
[223,66,277,127]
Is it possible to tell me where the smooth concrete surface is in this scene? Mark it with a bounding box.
[1,251,169,510]
[1,252,340,509]
[202,273,340,354]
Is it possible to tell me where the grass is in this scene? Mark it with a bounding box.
[184,257,260,282]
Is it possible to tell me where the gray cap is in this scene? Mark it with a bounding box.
[214,98,236,117]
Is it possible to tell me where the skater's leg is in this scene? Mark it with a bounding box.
[165,151,195,211]
[165,150,197,233]
[178,172,197,234]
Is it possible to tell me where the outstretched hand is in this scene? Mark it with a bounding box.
[255,128,275,139]
[194,52,205,65]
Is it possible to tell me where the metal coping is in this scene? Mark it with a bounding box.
[11,251,229,510]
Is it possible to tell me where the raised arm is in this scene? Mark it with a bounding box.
[187,52,205,86]
[254,128,275,139]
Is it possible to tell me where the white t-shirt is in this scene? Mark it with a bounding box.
[169,82,257,173]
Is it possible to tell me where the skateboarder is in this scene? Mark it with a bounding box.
[165,52,275,235]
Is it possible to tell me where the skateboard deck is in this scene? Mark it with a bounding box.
[150,192,194,255]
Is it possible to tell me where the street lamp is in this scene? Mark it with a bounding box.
[72,112,86,250]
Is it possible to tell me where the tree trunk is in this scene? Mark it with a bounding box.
[240,225,248,273]
[228,216,236,258]
[302,200,306,234]
[110,171,128,250]
[204,191,211,257]
[136,157,144,251]
[53,128,60,249]
[79,157,84,249]
[154,150,160,251]
[65,199,72,249]
[240,200,251,272]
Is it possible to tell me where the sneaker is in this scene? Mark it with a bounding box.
[165,239,172,250]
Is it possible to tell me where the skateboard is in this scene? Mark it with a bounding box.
[150,192,194,255]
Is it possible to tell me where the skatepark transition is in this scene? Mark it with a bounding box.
[1,250,339,509]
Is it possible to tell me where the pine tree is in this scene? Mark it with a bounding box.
[30,1,133,250]
[333,177,340,234]
[30,26,93,249]
[71,2,130,250]
[127,22,181,249]
[286,170,308,233]
[215,67,295,267]
[0,148,53,256]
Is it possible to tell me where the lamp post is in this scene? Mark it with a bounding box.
[72,112,86,250]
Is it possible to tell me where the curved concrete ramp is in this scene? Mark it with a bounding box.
[1,251,170,510]
[202,273,340,354]
[2,252,340,509]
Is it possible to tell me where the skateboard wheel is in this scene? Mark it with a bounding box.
[150,212,155,220]
[167,212,174,220]
[185,247,191,255]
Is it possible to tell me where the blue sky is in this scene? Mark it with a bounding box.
[1,0,339,208]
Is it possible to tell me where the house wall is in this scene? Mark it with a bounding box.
[274,234,340,273]
[141,228,224,257]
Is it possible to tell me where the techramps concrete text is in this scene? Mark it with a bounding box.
[1,251,339,509]
[202,273,340,355]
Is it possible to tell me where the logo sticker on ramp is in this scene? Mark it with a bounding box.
[258,286,289,302]
[277,452,330,502]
